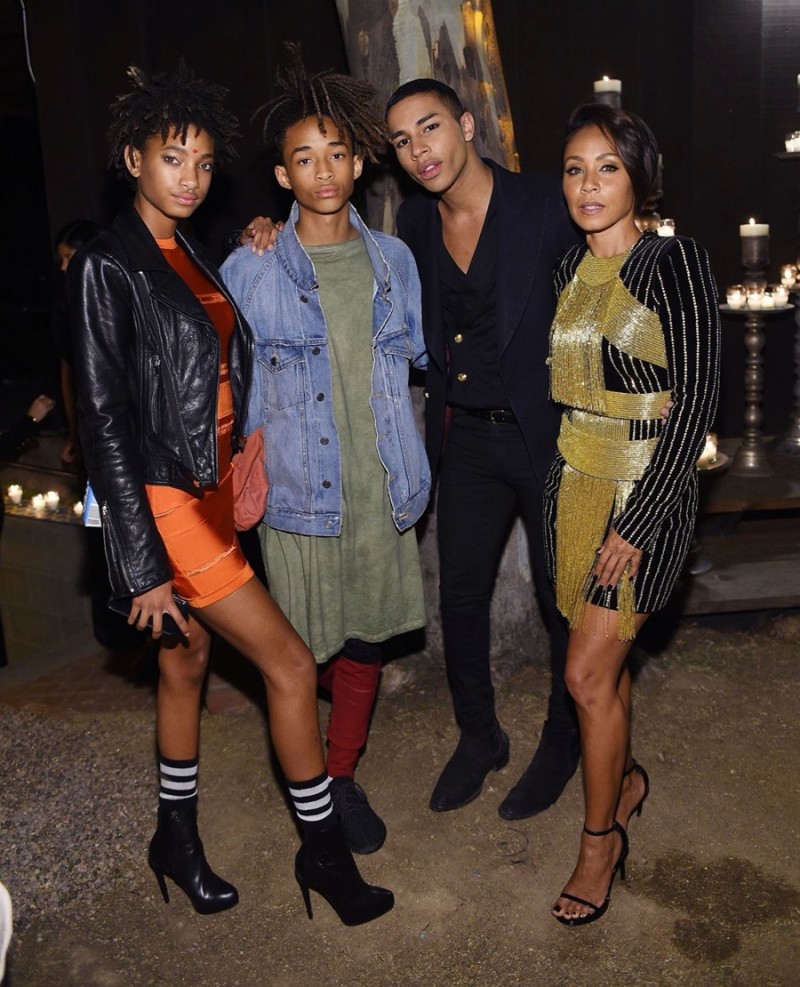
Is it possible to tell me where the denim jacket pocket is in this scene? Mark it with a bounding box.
[376,328,414,397]
[259,345,306,412]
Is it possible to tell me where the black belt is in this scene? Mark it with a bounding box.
[460,407,518,424]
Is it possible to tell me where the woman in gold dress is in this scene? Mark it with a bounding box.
[545,104,720,925]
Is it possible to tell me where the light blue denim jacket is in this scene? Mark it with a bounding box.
[220,203,430,536]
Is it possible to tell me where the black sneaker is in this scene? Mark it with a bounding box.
[330,777,387,855]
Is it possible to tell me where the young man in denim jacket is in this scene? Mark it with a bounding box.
[222,57,429,856]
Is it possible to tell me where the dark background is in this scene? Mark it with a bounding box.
[2,0,799,441]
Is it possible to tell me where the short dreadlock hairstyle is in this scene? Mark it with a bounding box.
[258,44,387,165]
[106,62,240,176]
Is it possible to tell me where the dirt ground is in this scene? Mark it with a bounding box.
[4,614,800,987]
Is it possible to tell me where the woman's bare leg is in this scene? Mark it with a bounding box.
[197,577,324,781]
[156,616,212,760]
[552,604,648,922]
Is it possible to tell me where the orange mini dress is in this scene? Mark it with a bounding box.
[144,239,254,608]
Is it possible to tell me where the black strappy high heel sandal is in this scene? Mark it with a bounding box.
[622,761,650,824]
[552,821,629,927]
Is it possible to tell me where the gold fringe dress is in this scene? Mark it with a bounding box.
[543,232,721,640]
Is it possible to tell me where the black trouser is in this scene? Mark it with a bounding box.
[436,411,571,736]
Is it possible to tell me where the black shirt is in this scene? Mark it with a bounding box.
[438,181,509,409]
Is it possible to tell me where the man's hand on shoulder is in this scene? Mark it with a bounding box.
[239,217,283,255]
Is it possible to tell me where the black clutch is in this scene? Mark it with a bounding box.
[108,593,189,637]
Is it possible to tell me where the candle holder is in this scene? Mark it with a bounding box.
[720,303,793,476]
[776,289,800,455]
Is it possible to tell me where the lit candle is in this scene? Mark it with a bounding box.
[785,131,800,153]
[696,432,718,469]
[772,284,789,306]
[44,490,60,511]
[761,290,775,309]
[7,484,22,505]
[726,285,746,309]
[592,76,622,108]
[656,218,676,237]
[780,264,797,288]
[746,288,764,310]
[73,500,84,516]
[739,218,769,237]
[31,493,46,511]
[740,218,769,269]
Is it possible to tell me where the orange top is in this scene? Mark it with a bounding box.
[143,239,252,607]
[155,236,235,473]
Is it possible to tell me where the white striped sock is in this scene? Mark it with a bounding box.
[159,756,198,803]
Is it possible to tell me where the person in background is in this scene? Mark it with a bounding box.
[222,48,429,856]
[52,219,101,465]
[69,62,392,926]
[384,79,582,817]
[546,104,720,925]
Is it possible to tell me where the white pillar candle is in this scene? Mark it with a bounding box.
[772,284,789,306]
[73,500,84,516]
[44,490,60,510]
[780,264,797,288]
[592,76,622,108]
[7,484,23,505]
[696,432,718,469]
[726,285,746,309]
[31,493,46,511]
[761,291,775,309]
[739,219,769,237]
[746,289,764,310]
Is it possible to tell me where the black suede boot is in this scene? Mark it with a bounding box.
[148,797,239,914]
[498,717,580,820]
[429,720,510,812]
[295,823,394,926]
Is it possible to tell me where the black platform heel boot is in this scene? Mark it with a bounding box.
[295,823,394,926]
[148,797,239,914]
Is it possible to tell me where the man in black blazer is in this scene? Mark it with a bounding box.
[386,79,581,818]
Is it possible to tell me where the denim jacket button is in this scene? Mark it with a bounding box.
[320,437,329,445]
[300,295,308,303]
[312,347,321,355]
[322,480,331,489]
[316,393,325,401]
[271,356,277,365]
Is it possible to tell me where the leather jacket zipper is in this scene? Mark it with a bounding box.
[150,354,161,433]
[101,502,135,593]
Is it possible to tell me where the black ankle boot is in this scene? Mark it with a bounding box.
[429,721,510,812]
[498,718,580,820]
[148,798,239,914]
[295,823,394,926]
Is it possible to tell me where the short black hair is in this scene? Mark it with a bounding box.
[54,218,101,251]
[106,62,240,175]
[258,44,386,165]
[385,78,465,120]
[564,104,659,210]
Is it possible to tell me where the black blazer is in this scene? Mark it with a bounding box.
[396,159,579,486]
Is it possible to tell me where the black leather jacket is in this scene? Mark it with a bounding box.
[68,203,253,598]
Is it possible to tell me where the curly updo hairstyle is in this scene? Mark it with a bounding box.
[564,104,660,211]
[257,43,387,165]
[106,61,240,176]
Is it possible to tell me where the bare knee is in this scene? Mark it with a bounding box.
[564,660,600,711]
[261,637,317,696]
[159,639,210,690]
